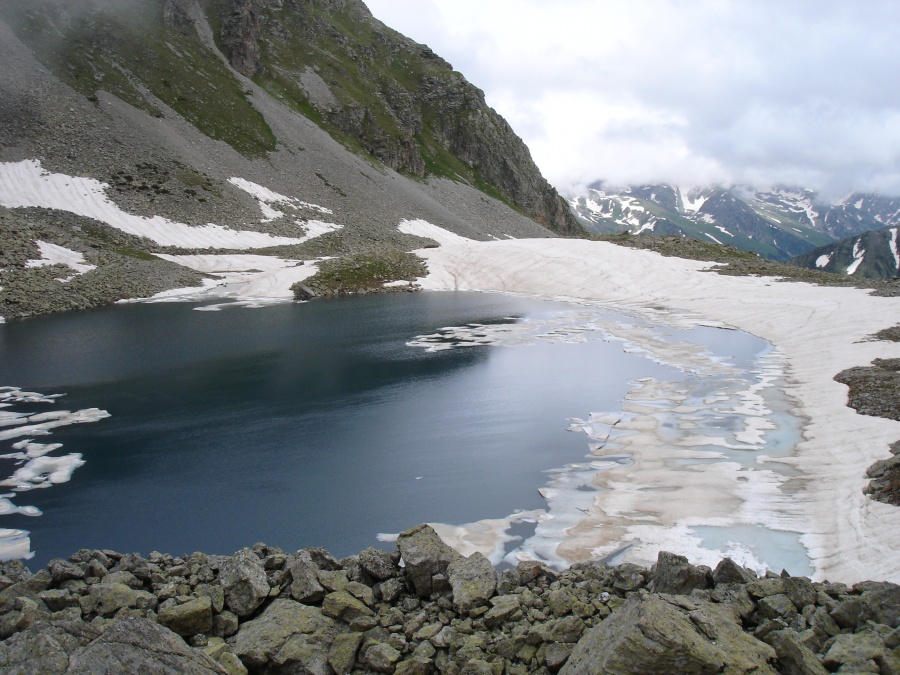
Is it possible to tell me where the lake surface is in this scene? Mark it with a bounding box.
[0,292,812,574]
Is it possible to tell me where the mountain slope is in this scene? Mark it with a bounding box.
[570,183,899,262]
[789,226,900,279]
[0,0,582,318]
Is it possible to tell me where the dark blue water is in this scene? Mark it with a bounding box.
[0,292,698,567]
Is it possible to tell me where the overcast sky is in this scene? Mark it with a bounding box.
[364,0,900,200]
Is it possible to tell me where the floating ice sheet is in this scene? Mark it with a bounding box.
[0,387,110,561]
[405,304,813,575]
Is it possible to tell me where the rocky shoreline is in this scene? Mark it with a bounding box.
[1,523,898,674]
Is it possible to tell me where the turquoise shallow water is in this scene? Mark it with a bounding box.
[0,291,809,573]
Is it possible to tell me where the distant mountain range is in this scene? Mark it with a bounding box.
[569,183,900,268]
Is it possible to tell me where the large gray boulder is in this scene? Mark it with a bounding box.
[396,524,462,598]
[0,619,101,674]
[219,549,269,617]
[231,597,345,673]
[287,551,327,604]
[67,617,226,674]
[157,596,214,637]
[561,594,777,674]
[652,551,710,595]
[447,552,497,614]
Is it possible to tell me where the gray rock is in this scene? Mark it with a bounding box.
[757,594,798,621]
[321,590,375,623]
[396,524,462,598]
[394,656,434,675]
[766,630,828,675]
[484,595,521,628]
[822,631,886,671]
[448,552,497,614]
[0,620,101,674]
[287,551,327,604]
[545,642,574,672]
[366,642,402,672]
[83,582,158,618]
[560,594,776,674]
[219,548,269,617]
[327,632,364,675]
[377,577,405,604]
[231,597,344,671]
[359,548,399,581]
[712,558,756,585]
[652,551,710,595]
[157,595,213,637]
[67,617,226,673]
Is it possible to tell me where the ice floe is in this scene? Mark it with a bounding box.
[0,387,110,561]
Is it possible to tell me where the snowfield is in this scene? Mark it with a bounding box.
[409,232,900,583]
[0,160,313,249]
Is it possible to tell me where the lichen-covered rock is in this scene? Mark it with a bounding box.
[651,551,710,595]
[560,594,776,674]
[766,630,828,675]
[396,524,462,598]
[321,590,375,623]
[158,596,213,637]
[231,597,344,671]
[67,617,226,674]
[448,552,497,614]
[359,548,399,581]
[82,582,158,618]
[218,549,269,617]
[287,551,327,604]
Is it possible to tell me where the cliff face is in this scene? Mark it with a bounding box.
[207,0,582,235]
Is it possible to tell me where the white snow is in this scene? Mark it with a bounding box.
[145,254,323,309]
[714,225,735,238]
[228,177,334,220]
[846,240,865,275]
[678,186,707,213]
[704,233,724,245]
[25,241,96,282]
[0,160,307,249]
[890,228,899,271]
[409,237,900,583]
[398,219,475,246]
[815,254,832,268]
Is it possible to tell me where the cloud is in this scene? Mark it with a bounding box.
[364,0,900,198]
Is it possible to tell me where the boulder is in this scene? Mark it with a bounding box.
[365,642,402,672]
[711,558,756,585]
[83,582,158,618]
[287,551,327,604]
[652,551,710,595]
[327,632,364,675]
[396,524,462,598]
[822,631,886,671]
[560,594,776,674]
[231,597,344,671]
[321,591,375,623]
[766,630,828,675]
[447,552,497,614]
[0,620,101,674]
[67,617,226,673]
[158,595,214,637]
[219,549,269,617]
[359,547,399,581]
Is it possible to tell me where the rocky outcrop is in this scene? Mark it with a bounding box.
[214,0,583,236]
[2,531,900,674]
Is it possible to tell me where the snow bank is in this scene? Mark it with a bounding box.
[0,160,306,249]
[398,219,475,246]
[412,237,900,583]
[25,240,96,282]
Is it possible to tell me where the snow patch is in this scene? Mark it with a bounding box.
[815,254,832,269]
[846,241,865,275]
[398,219,474,246]
[890,228,899,271]
[25,241,96,282]
[228,177,333,221]
[0,160,306,249]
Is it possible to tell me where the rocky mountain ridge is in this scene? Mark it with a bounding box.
[789,225,900,279]
[0,0,581,319]
[570,182,900,265]
[3,524,899,674]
